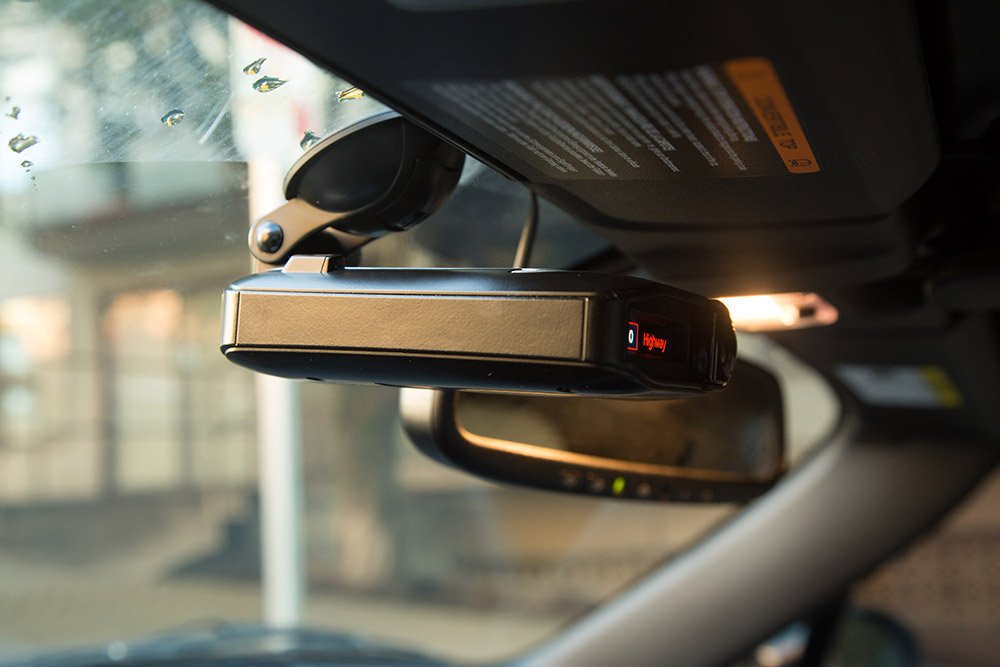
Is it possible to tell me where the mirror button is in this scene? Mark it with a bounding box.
[558,470,581,489]
[586,474,607,493]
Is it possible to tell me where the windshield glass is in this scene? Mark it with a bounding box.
[0,0,840,664]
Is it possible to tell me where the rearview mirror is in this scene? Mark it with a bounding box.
[401,359,784,502]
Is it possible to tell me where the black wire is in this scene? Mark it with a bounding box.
[513,191,538,269]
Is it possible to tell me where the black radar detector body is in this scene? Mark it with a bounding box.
[221,257,736,397]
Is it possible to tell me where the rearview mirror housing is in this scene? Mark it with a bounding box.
[401,359,784,503]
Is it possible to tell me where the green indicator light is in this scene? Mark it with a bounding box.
[612,476,626,496]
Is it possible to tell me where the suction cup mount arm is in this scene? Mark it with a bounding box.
[247,110,466,269]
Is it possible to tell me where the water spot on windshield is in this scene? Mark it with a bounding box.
[160,109,185,126]
[242,57,266,76]
[106,641,128,662]
[336,86,365,102]
[6,106,20,120]
[20,159,36,191]
[8,133,39,153]
[300,131,320,151]
[252,76,286,93]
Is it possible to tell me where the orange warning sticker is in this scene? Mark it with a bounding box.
[723,58,820,174]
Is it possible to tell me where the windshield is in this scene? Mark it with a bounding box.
[0,0,840,664]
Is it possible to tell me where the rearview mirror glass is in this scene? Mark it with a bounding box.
[401,359,784,502]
